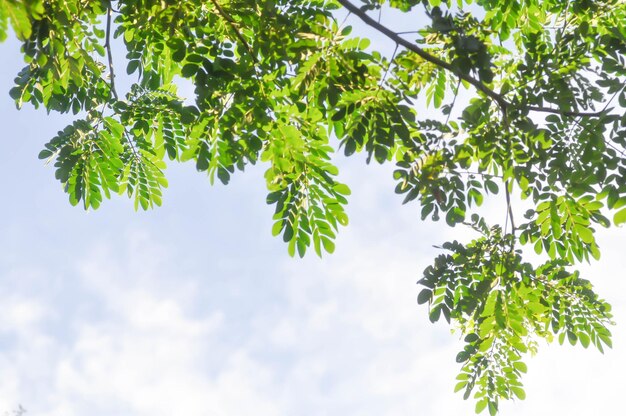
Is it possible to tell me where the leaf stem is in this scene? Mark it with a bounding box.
[104,5,119,101]
[505,182,516,234]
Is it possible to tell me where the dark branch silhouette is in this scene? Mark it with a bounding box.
[337,0,607,119]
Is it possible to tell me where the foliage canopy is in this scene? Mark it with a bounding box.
[1,0,625,413]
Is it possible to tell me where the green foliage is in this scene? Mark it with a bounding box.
[0,0,43,41]
[420,216,612,412]
[2,0,625,412]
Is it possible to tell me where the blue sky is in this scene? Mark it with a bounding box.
[0,6,625,415]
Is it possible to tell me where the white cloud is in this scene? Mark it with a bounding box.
[0,297,46,331]
[0,137,623,416]
[0,211,623,416]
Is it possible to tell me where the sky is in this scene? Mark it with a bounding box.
[0,5,625,416]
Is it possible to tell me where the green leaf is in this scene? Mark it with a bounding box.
[567,330,578,345]
[181,64,198,78]
[454,381,467,393]
[475,399,488,414]
[127,60,140,75]
[417,289,431,305]
[6,2,32,40]
[333,183,351,196]
[614,207,626,225]
[429,305,442,323]
[321,237,335,254]
[456,351,470,363]
[511,387,526,400]
[578,332,590,349]
[38,149,53,159]
[513,361,527,373]
[485,180,499,194]
[574,224,594,244]
[271,220,284,236]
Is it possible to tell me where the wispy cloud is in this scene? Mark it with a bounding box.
[1,159,624,416]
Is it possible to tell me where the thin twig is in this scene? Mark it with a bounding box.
[505,182,516,234]
[104,5,119,100]
[339,10,352,28]
[378,43,399,89]
[209,0,259,65]
[445,79,462,125]
[525,105,606,117]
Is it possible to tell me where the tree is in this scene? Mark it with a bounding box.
[1,0,624,413]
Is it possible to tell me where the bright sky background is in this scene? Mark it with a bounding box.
[0,5,625,416]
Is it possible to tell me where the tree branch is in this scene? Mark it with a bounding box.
[104,5,119,101]
[208,0,259,65]
[337,0,609,119]
[336,0,508,111]
[525,105,606,117]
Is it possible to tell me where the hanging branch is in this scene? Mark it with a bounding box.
[525,105,605,117]
[104,5,119,101]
